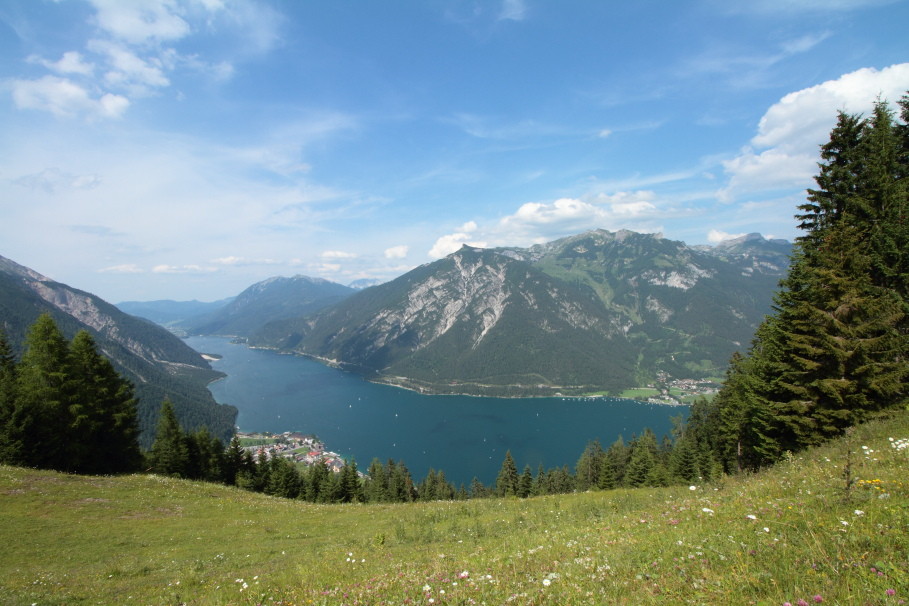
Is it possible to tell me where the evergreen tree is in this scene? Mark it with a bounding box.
[222,435,245,485]
[575,439,604,491]
[0,329,20,464]
[67,330,141,474]
[517,464,534,498]
[364,458,389,503]
[147,399,190,477]
[604,436,629,487]
[495,450,519,497]
[14,314,72,469]
[624,431,657,487]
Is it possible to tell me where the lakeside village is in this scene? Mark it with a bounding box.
[641,372,722,405]
[237,432,359,476]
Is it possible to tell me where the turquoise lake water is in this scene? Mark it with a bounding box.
[185,336,687,486]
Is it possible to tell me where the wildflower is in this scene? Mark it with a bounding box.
[746,514,757,520]
[887,589,896,596]
[763,527,770,533]
[854,510,865,516]
[798,600,809,606]
[813,596,823,603]
[840,520,849,526]
[542,578,552,587]
[689,485,697,491]
[701,507,714,514]
[423,584,431,592]
[459,570,470,579]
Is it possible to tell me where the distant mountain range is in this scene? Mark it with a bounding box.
[0,255,236,447]
[241,230,791,396]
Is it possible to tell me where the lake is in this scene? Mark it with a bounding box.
[185,336,687,486]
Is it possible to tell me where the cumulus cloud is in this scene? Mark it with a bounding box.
[384,245,409,259]
[719,63,909,201]
[30,51,95,76]
[88,0,193,45]
[707,229,748,243]
[89,39,171,95]
[428,232,488,258]
[10,75,130,119]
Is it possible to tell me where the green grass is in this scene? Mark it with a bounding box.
[2,411,909,605]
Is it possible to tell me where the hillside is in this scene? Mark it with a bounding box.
[182,275,355,338]
[0,254,236,447]
[251,230,789,395]
[1,410,906,605]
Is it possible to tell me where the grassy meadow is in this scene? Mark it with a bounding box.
[2,411,908,606]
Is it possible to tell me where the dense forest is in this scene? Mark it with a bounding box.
[2,94,906,507]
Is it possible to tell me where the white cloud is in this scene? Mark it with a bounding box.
[320,250,358,259]
[384,245,409,259]
[30,51,95,76]
[499,0,528,21]
[428,232,488,258]
[89,39,170,95]
[152,264,217,274]
[707,229,747,244]
[719,63,909,201]
[10,75,130,119]
[99,263,144,274]
[88,0,193,45]
[14,167,102,193]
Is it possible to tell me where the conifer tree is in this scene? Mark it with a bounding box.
[14,314,72,469]
[147,399,190,477]
[575,439,604,491]
[496,450,519,496]
[0,329,20,464]
[517,464,534,498]
[67,330,141,474]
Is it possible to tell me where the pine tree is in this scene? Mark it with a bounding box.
[147,399,190,477]
[67,330,141,474]
[365,458,389,503]
[496,450,519,497]
[14,314,72,469]
[0,329,20,464]
[517,464,534,498]
[575,439,604,491]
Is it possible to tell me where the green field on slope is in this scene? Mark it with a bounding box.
[2,411,908,605]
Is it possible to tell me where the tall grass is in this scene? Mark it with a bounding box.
[2,411,907,605]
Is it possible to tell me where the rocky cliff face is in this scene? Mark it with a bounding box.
[250,230,790,396]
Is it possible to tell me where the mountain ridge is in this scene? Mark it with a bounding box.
[248,229,791,396]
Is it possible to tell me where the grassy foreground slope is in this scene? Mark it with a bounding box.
[2,413,908,605]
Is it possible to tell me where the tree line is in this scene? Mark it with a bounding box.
[693,93,909,472]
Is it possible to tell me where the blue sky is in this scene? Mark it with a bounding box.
[1,0,908,302]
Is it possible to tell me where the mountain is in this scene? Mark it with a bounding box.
[250,230,790,396]
[183,275,355,338]
[116,298,233,327]
[0,255,236,447]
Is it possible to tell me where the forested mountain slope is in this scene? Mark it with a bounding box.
[0,255,236,447]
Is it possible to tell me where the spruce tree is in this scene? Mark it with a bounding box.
[147,399,190,477]
[14,314,72,469]
[67,330,141,474]
[575,439,604,491]
[496,450,519,497]
[0,329,20,464]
